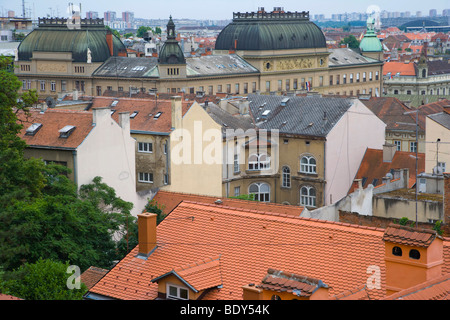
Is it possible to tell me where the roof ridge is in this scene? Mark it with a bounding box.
[179,200,386,233]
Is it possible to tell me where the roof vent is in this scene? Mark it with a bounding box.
[59,125,76,138]
[25,123,43,136]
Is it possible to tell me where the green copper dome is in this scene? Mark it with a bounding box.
[18,18,126,62]
[359,17,382,52]
[158,16,185,64]
[215,10,326,51]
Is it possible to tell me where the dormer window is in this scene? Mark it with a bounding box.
[59,125,76,138]
[167,284,189,300]
[25,123,43,136]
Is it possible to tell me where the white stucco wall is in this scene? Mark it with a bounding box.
[75,108,146,216]
[425,115,450,174]
[324,99,386,205]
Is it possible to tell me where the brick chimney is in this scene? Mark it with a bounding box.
[106,30,114,56]
[137,212,157,257]
[382,223,443,296]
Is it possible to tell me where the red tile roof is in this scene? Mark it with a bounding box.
[152,256,223,292]
[81,266,109,290]
[0,293,22,300]
[383,62,416,76]
[87,200,450,300]
[348,148,425,193]
[89,97,191,134]
[152,190,305,216]
[383,273,450,300]
[16,109,94,149]
[382,223,438,248]
[257,268,328,297]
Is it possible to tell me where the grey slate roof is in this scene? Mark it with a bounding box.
[187,54,259,77]
[328,48,381,67]
[93,57,159,78]
[93,54,259,78]
[428,112,450,130]
[203,102,255,132]
[247,94,355,137]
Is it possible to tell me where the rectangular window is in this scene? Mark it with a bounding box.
[226,84,231,93]
[51,81,56,92]
[266,81,271,92]
[80,81,85,92]
[410,141,417,153]
[293,79,298,90]
[363,72,366,82]
[278,80,282,91]
[74,66,85,73]
[107,86,113,91]
[243,83,248,94]
[356,73,360,82]
[438,162,446,172]
[234,154,239,173]
[217,84,222,92]
[167,284,188,300]
[208,85,213,95]
[164,174,169,185]
[61,81,66,91]
[40,80,46,91]
[375,71,379,80]
[96,86,102,96]
[234,186,240,197]
[285,79,290,91]
[118,86,123,92]
[138,172,153,183]
[350,74,353,83]
[235,83,239,94]
[27,80,31,90]
[329,75,333,86]
[343,74,347,84]
[164,142,168,154]
[319,76,323,87]
[369,72,373,81]
[22,80,27,90]
[252,82,256,93]
[138,142,153,153]
[336,75,340,85]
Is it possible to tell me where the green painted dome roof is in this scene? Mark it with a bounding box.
[18,18,126,62]
[215,10,326,51]
[158,16,185,64]
[359,18,382,52]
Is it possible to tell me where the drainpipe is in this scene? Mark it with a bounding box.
[72,150,78,187]
[323,139,326,206]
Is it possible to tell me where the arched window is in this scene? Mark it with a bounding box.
[300,186,316,207]
[282,166,291,188]
[300,156,316,174]
[248,153,270,171]
[409,249,420,260]
[249,182,270,202]
[422,69,427,78]
[392,246,402,256]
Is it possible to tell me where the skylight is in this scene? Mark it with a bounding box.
[262,110,271,116]
[111,100,119,107]
[25,123,42,136]
[130,111,139,118]
[153,112,162,119]
[59,125,76,138]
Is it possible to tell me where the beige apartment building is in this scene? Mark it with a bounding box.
[14,9,383,101]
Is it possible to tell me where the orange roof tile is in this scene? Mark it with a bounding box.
[16,109,94,149]
[382,223,438,248]
[81,267,109,290]
[348,148,425,193]
[383,273,450,300]
[383,62,416,76]
[152,256,223,292]
[257,268,328,297]
[152,190,305,217]
[88,201,393,300]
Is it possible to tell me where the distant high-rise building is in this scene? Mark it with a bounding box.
[416,11,422,17]
[8,10,15,18]
[429,9,437,17]
[122,11,134,28]
[443,9,450,16]
[86,11,98,19]
[104,11,116,22]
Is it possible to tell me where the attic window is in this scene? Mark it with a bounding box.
[111,100,119,107]
[167,284,189,300]
[25,123,43,136]
[409,249,420,260]
[130,111,139,118]
[262,110,271,117]
[153,112,162,119]
[281,98,290,106]
[361,177,368,187]
[59,125,76,138]
[392,246,402,256]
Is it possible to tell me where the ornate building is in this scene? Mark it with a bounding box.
[15,8,384,100]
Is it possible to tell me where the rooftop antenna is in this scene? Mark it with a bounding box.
[22,0,25,18]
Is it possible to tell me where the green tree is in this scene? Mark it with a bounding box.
[155,27,162,35]
[105,25,121,39]
[0,175,133,271]
[229,194,257,201]
[340,35,360,49]
[144,199,166,224]
[136,26,152,38]
[124,32,134,39]
[0,258,87,300]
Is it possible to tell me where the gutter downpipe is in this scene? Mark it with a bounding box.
[72,150,78,187]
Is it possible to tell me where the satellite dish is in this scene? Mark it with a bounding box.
[45,96,56,108]
[433,166,443,175]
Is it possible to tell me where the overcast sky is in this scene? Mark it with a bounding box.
[2,0,449,20]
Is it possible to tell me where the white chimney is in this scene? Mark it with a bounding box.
[118,112,130,135]
[171,96,182,130]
